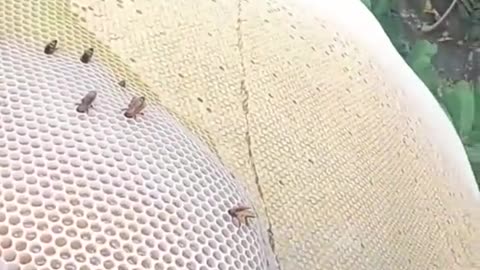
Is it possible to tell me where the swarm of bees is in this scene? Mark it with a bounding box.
[73,90,147,120]
[44,40,94,64]
[75,92,147,120]
[228,206,256,227]
[41,40,261,236]
[42,39,148,120]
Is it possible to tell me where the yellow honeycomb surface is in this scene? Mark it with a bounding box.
[0,0,479,269]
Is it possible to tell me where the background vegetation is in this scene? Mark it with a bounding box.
[362,0,480,189]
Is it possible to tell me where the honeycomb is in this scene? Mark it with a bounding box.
[0,38,275,269]
[67,0,480,268]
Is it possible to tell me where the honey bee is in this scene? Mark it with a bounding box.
[76,91,97,114]
[44,40,58,55]
[122,96,146,119]
[228,206,256,227]
[80,48,94,63]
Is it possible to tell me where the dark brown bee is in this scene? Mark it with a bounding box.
[44,40,58,55]
[118,80,126,88]
[122,96,146,119]
[76,91,97,113]
[80,48,94,63]
[228,206,256,227]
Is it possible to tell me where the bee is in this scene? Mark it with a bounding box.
[80,48,94,63]
[228,206,256,227]
[76,91,97,114]
[118,80,126,88]
[122,96,146,119]
[44,40,58,55]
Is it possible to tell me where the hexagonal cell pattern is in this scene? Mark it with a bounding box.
[0,39,275,270]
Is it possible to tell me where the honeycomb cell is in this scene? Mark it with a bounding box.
[0,33,272,270]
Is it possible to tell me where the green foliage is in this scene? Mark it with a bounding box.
[371,0,392,17]
[473,84,480,130]
[466,144,480,163]
[405,40,440,91]
[361,0,372,10]
[378,14,410,57]
[466,84,480,180]
[365,0,480,189]
[442,80,475,137]
[460,0,480,41]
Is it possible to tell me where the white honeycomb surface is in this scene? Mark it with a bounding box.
[1,0,479,269]
[0,39,275,270]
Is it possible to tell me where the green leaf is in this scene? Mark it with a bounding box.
[465,144,480,163]
[377,14,410,56]
[473,81,480,130]
[442,80,475,137]
[405,40,440,92]
[463,130,480,146]
[406,40,438,63]
[439,102,453,122]
[415,63,440,92]
[361,0,372,9]
[372,0,392,17]
[407,56,440,91]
